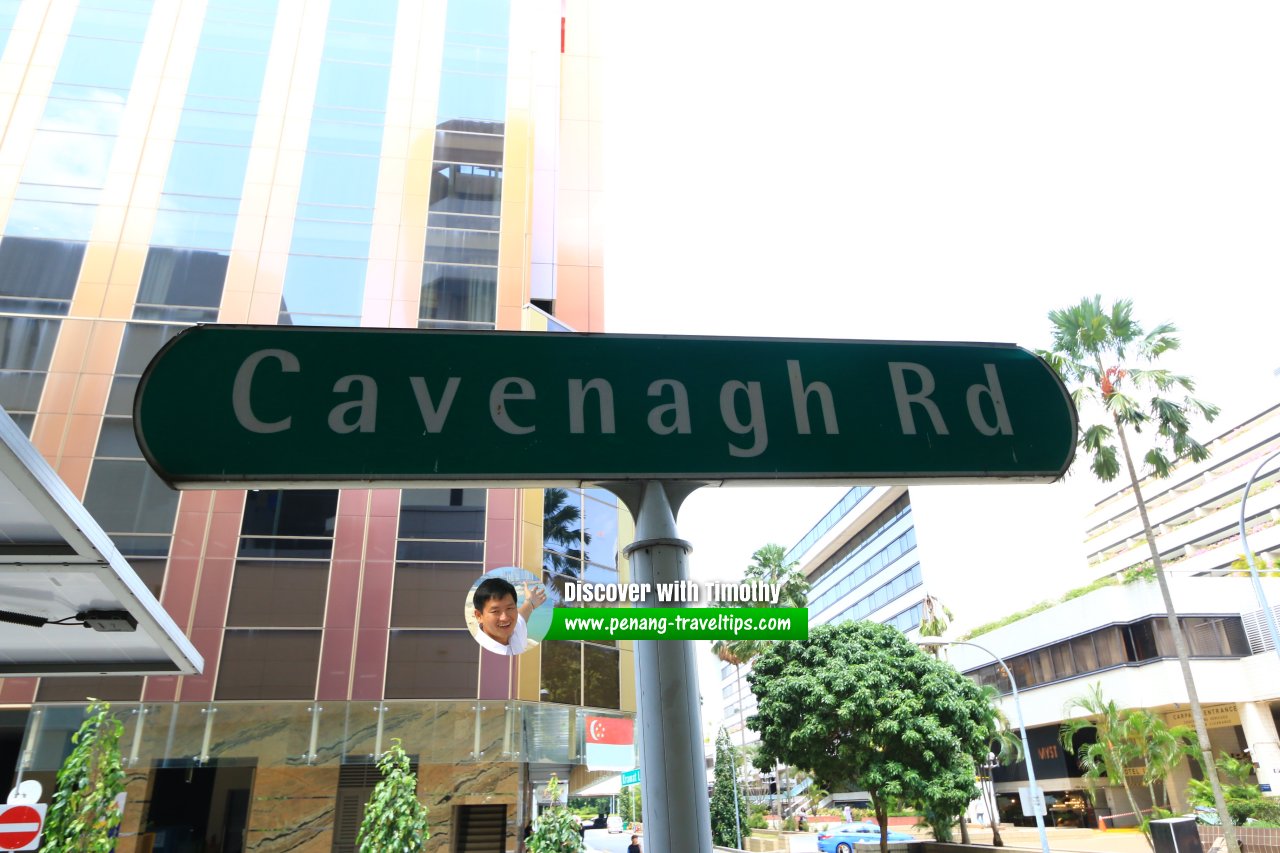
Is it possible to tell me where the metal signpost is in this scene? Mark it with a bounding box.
[135,325,1077,853]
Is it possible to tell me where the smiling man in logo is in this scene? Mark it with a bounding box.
[471,577,546,655]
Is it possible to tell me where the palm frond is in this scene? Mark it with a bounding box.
[1144,448,1173,479]
[1090,444,1120,481]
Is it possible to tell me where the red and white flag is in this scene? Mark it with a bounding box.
[584,716,635,771]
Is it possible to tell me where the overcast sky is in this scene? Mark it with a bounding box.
[600,2,1280,728]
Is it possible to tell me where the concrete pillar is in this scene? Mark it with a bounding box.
[1240,701,1280,795]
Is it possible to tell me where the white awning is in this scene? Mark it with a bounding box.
[575,774,623,797]
[0,407,203,676]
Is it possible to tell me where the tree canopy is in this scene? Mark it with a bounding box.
[748,621,994,853]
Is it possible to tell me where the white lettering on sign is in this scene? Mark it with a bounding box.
[720,380,767,457]
[227,357,1021,451]
[328,375,377,434]
[232,349,299,434]
[787,360,839,436]
[966,364,1014,436]
[568,378,616,434]
[888,362,949,436]
[409,376,460,432]
[490,377,535,435]
[646,379,691,435]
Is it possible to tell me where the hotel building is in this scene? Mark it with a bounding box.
[0,1,626,851]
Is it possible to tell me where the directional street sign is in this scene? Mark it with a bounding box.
[0,803,46,852]
[621,768,641,787]
[135,326,1076,488]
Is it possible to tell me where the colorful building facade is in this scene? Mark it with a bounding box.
[0,0,625,850]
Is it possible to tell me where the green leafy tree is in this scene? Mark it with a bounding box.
[748,622,993,853]
[527,775,585,853]
[1039,295,1238,853]
[356,738,428,852]
[42,701,126,853]
[1188,753,1280,826]
[711,728,751,847]
[620,784,642,825]
[1060,684,1150,849]
[1121,709,1196,813]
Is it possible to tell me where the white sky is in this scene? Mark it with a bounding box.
[600,2,1280,729]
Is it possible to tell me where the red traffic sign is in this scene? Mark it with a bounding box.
[0,803,45,851]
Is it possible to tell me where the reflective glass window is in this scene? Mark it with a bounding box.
[384,630,478,699]
[390,564,480,627]
[428,164,502,215]
[134,246,229,320]
[583,644,620,709]
[150,210,238,252]
[0,237,87,314]
[37,676,143,703]
[0,0,20,56]
[227,560,330,627]
[420,264,497,324]
[1093,626,1126,668]
[216,629,322,700]
[280,255,367,324]
[82,459,179,535]
[540,640,581,705]
[398,488,486,541]
[241,489,339,538]
[115,323,186,376]
[1070,635,1098,672]
[96,417,142,458]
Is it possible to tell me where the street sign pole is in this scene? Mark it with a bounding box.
[620,481,713,853]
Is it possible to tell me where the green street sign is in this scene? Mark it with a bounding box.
[134,325,1076,488]
[621,768,641,787]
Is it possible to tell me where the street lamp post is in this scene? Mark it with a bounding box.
[1239,448,1280,659]
[919,637,1051,853]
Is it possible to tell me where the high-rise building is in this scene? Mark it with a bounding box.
[0,1,622,850]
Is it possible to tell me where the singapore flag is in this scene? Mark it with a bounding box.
[584,716,635,771]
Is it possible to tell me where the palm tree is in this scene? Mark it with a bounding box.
[1060,683,1151,850]
[1039,296,1239,853]
[543,487,590,577]
[1121,709,1196,813]
[977,685,1025,847]
[742,544,808,608]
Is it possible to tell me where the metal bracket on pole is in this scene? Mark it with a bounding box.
[609,480,713,853]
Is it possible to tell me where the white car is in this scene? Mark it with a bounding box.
[606,815,623,833]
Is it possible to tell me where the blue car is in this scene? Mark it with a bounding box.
[816,822,914,852]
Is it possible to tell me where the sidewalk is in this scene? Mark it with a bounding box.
[782,825,1149,853]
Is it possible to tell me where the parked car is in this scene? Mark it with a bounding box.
[606,814,624,833]
[816,822,914,852]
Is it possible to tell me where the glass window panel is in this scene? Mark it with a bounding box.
[583,644,619,710]
[241,489,338,537]
[5,199,98,241]
[298,153,380,207]
[314,62,392,111]
[164,142,252,197]
[290,219,375,258]
[82,459,179,534]
[96,416,140,458]
[1093,627,1126,668]
[110,534,171,559]
[1152,617,1175,657]
[0,371,48,413]
[37,676,143,703]
[424,228,499,265]
[540,640,581,705]
[398,488,486,540]
[129,557,166,600]
[433,130,503,166]
[1125,620,1159,661]
[105,375,138,416]
[384,630,477,699]
[174,108,258,145]
[150,209,238,251]
[55,35,142,90]
[0,316,60,369]
[395,540,484,562]
[0,237,86,304]
[1050,643,1075,679]
[1028,648,1055,684]
[226,560,330,627]
[1070,635,1098,673]
[158,193,243,215]
[307,119,384,155]
[196,17,276,54]
[429,164,502,215]
[216,629,322,700]
[294,202,375,225]
[420,264,496,324]
[186,49,270,100]
[390,564,479,627]
[116,323,186,376]
[427,211,499,232]
[321,29,395,64]
[280,255,367,320]
[237,537,333,559]
[136,246,229,310]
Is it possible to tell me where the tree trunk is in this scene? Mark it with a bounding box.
[872,794,889,853]
[734,664,748,840]
[1117,767,1154,850]
[981,771,1004,846]
[1113,414,1241,853]
[959,814,971,845]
